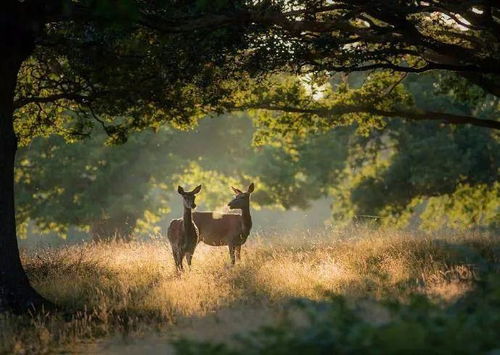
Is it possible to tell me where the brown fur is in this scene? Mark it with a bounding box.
[167,185,201,271]
[193,212,247,246]
[193,183,254,265]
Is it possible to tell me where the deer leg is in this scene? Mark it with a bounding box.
[173,248,183,272]
[179,250,185,271]
[228,244,236,265]
[185,240,196,269]
[172,248,179,271]
[186,253,193,268]
[172,247,178,268]
[235,245,241,261]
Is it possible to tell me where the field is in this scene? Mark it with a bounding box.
[2,227,500,354]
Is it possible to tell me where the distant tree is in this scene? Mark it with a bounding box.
[170,113,352,210]
[15,98,498,245]
[327,73,499,228]
[15,128,183,241]
[15,113,352,237]
[334,121,499,226]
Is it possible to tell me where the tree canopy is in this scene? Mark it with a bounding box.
[11,0,500,139]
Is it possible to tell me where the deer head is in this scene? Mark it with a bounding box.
[227,183,254,210]
[178,185,202,209]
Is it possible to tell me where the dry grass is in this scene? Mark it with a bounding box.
[1,226,498,354]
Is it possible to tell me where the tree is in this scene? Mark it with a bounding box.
[15,128,183,241]
[325,73,499,228]
[2,0,499,313]
[336,122,499,226]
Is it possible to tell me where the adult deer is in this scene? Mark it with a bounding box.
[167,185,202,271]
[193,183,254,265]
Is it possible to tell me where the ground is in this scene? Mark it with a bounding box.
[1,226,499,354]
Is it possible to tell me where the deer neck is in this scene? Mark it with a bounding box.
[183,207,193,231]
[240,204,252,236]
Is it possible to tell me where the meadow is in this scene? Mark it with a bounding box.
[1,226,499,354]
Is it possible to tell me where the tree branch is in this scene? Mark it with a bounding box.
[372,109,500,130]
[238,104,500,130]
[14,92,89,109]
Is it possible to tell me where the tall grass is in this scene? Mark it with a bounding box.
[1,227,498,354]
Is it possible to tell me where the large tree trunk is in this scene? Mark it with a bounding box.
[0,10,51,313]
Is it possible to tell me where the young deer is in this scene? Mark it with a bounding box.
[167,185,202,271]
[193,183,254,265]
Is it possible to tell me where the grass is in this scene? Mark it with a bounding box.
[1,226,499,354]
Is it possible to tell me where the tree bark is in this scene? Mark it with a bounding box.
[0,9,52,313]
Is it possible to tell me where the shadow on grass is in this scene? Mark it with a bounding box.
[172,272,500,355]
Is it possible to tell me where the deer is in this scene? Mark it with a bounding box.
[167,185,202,271]
[193,183,254,265]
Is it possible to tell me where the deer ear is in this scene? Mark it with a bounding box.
[247,183,255,193]
[192,185,202,194]
[231,186,243,194]
[177,186,185,194]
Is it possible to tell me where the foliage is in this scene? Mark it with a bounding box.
[326,73,499,229]
[233,71,413,145]
[334,121,499,228]
[15,93,499,237]
[14,112,349,237]
[173,113,351,209]
[14,0,251,147]
[419,182,500,231]
[11,0,500,143]
[15,128,182,238]
[239,72,498,231]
